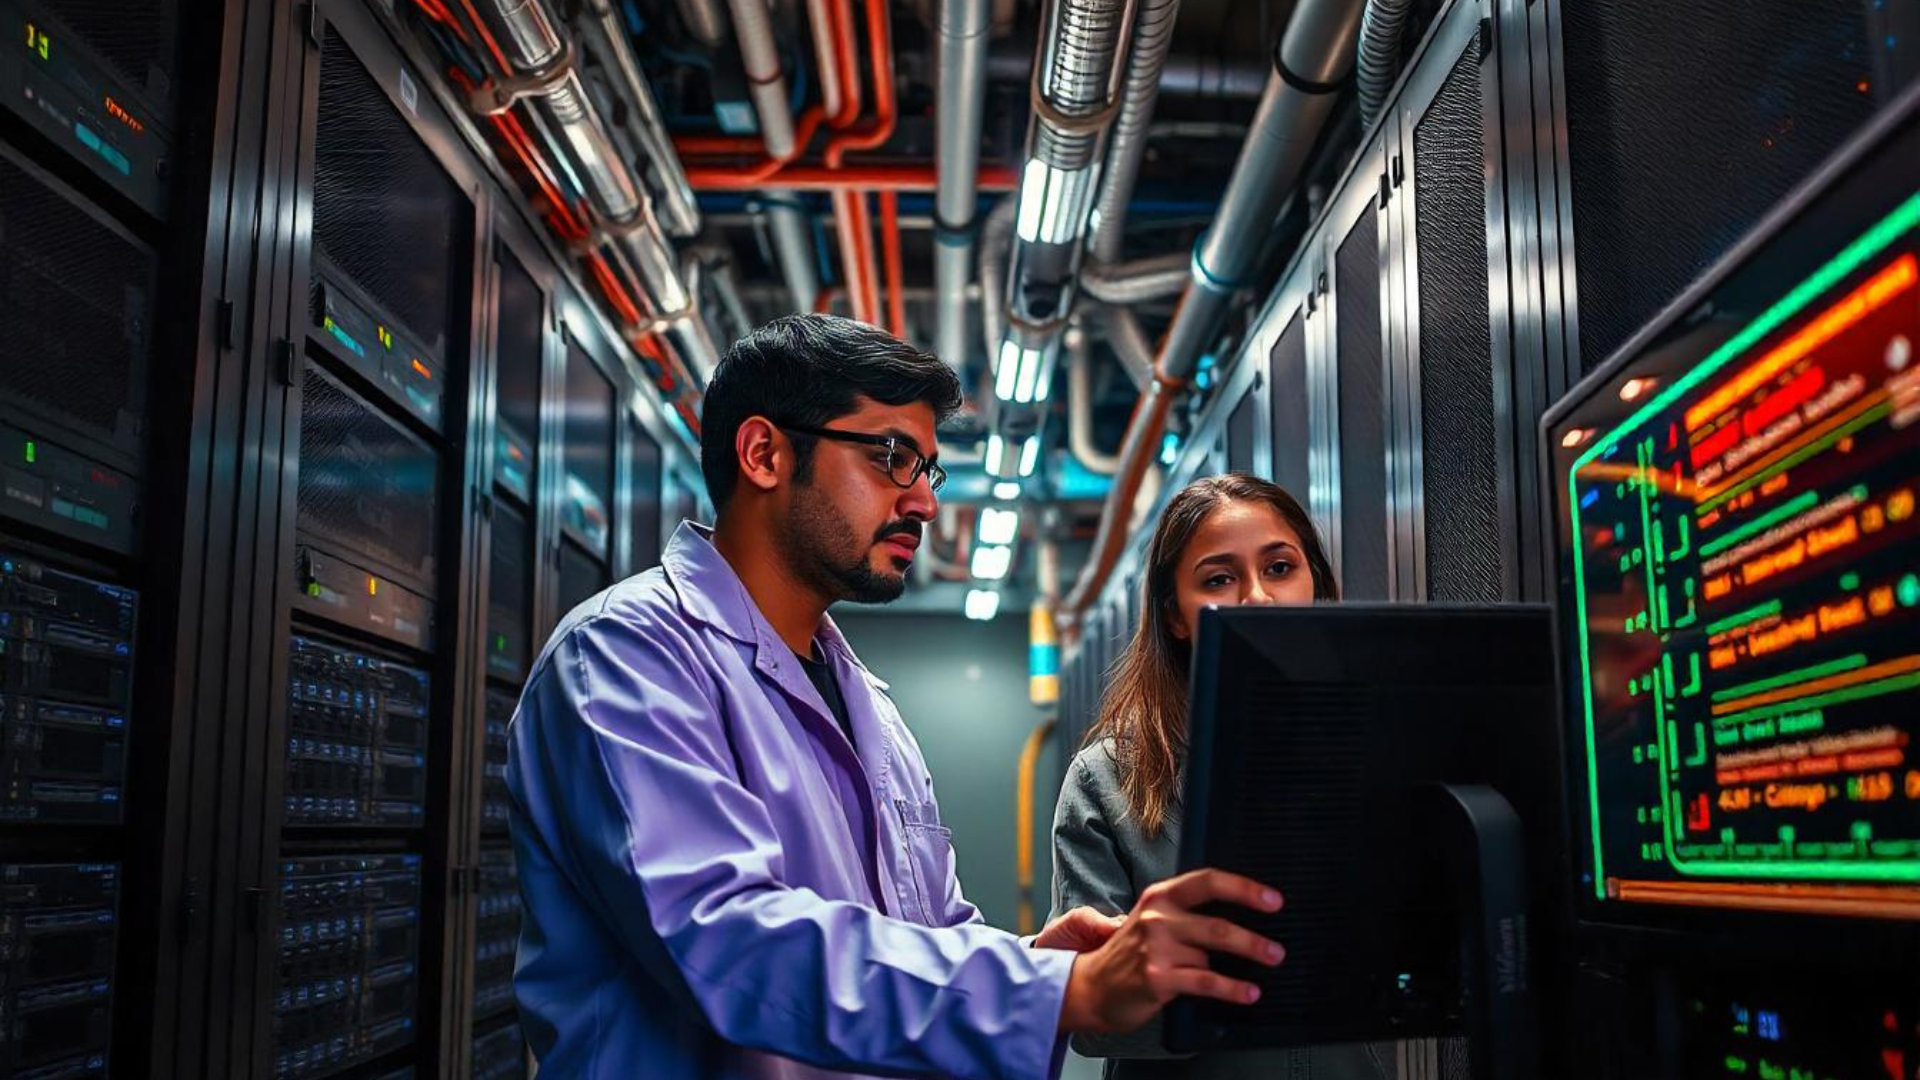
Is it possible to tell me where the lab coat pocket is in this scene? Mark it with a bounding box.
[894,798,955,925]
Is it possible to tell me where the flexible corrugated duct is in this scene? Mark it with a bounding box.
[984,0,1139,480]
[1356,0,1416,131]
[1062,0,1367,623]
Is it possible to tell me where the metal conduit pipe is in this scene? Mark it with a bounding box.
[934,0,991,372]
[763,198,821,314]
[1091,302,1154,389]
[725,0,798,159]
[1067,326,1120,474]
[1079,252,1189,304]
[1356,0,1415,131]
[1156,0,1364,384]
[579,0,703,237]
[978,195,1016,358]
[1062,0,1366,623]
[476,0,718,389]
[676,0,727,47]
[988,46,1268,99]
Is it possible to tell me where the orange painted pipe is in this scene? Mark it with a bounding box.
[879,191,905,336]
[683,163,1017,192]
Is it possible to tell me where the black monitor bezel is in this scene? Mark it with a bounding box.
[1538,81,1920,953]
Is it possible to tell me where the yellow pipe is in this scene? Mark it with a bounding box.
[1014,716,1057,935]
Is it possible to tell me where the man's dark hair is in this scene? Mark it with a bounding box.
[699,314,964,512]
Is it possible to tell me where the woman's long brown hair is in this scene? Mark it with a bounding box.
[1084,473,1337,836]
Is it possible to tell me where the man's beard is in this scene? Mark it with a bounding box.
[778,480,917,604]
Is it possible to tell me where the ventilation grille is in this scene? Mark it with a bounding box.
[298,366,441,590]
[1416,45,1503,603]
[1268,310,1310,503]
[1335,209,1388,600]
[495,248,544,451]
[0,150,151,460]
[313,27,464,361]
[1199,679,1369,1028]
[1561,0,1880,372]
[35,0,178,111]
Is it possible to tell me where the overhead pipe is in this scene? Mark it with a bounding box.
[978,195,1015,362]
[1075,0,1177,426]
[825,0,901,328]
[934,0,992,371]
[1080,252,1188,304]
[454,0,723,386]
[675,0,727,47]
[1062,0,1366,624]
[578,0,703,237]
[982,0,1140,483]
[1356,0,1417,132]
[1091,303,1155,389]
[1066,324,1120,474]
[987,45,1268,100]
[724,0,799,159]
[684,162,1019,191]
[879,192,908,336]
[762,197,822,313]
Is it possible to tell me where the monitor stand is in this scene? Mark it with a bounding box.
[1415,783,1539,1080]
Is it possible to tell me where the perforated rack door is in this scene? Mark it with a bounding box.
[1557,0,1884,376]
[1410,28,1504,603]
[311,25,464,365]
[296,362,441,593]
[0,145,154,468]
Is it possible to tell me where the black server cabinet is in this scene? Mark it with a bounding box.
[1385,0,1516,604]
[461,214,553,1080]
[554,336,615,618]
[0,0,199,1073]
[264,4,486,1078]
[621,412,664,578]
[1319,128,1395,601]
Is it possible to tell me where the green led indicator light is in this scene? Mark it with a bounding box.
[23,440,35,464]
[495,634,507,652]
[1839,571,1861,590]
[306,583,322,597]
[1899,574,1920,608]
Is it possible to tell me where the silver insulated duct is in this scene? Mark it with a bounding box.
[1154,0,1365,383]
[985,0,1139,480]
[474,0,720,383]
[934,0,992,374]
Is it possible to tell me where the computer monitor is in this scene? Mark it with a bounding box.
[1167,605,1567,1076]
[1542,82,1920,932]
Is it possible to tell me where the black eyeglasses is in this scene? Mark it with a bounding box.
[778,423,947,493]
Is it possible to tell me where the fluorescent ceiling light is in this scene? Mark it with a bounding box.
[965,589,1001,621]
[979,507,1020,546]
[971,544,1012,581]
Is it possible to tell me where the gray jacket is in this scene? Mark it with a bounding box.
[1050,739,1392,1080]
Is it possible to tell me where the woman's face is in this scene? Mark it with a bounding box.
[1167,498,1317,641]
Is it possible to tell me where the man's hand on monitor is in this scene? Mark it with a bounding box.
[1033,906,1126,952]
[1055,869,1285,1035]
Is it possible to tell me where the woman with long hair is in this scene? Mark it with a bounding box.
[1049,472,1383,1079]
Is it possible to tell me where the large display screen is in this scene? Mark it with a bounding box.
[1548,108,1920,921]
